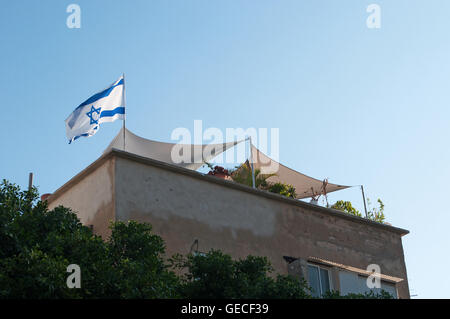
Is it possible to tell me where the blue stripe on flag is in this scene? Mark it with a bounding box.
[77,78,124,109]
[68,126,99,144]
[100,107,125,118]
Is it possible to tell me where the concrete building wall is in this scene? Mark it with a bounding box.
[46,151,410,298]
[338,270,398,298]
[48,157,116,238]
[113,154,410,298]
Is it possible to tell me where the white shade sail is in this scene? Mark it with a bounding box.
[105,127,244,170]
[105,128,349,199]
[250,144,349,199]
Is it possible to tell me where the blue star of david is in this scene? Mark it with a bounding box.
[86,105,101,125]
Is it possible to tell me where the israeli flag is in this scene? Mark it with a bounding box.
[65,75,125,143]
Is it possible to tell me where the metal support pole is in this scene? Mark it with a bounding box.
[28,172,33,191]
[361,185,368,218]
[122,73,126,151]
[249,137,256,188]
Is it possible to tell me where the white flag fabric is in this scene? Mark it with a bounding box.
[65,75,125,143]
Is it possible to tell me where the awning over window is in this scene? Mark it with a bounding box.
[308,257,404,283]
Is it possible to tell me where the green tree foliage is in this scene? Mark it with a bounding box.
[230,163,297,198]
[331,200,362,217]
[0,180,392,299]
[107,221,179,298]
[171,250,310,299]
[230,163,273,189]
[366,198,386,223]
[322,290,394,299]
[0,180,178,299]
[267,182,297,199]
[331,199,386,223]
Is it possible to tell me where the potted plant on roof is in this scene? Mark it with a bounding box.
[229,161,297,198]
[204,162,232,180]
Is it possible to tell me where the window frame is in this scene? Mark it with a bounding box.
[307,263,333,297]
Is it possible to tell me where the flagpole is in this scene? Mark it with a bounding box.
[249,136,256,189]
[122,73,126,151]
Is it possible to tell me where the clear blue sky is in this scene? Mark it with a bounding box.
[1,0,448,298]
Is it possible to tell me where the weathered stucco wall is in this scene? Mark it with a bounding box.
[114,154,410,298]
[47,157,116,238]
